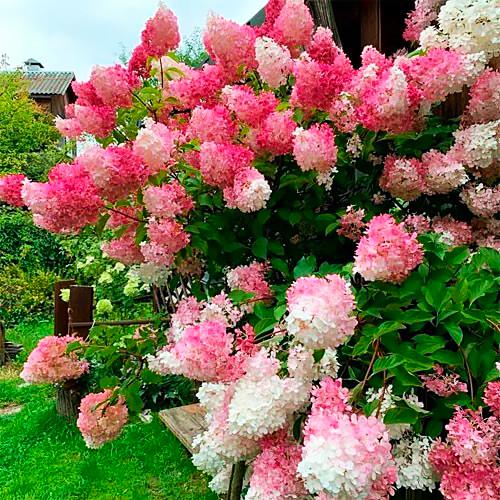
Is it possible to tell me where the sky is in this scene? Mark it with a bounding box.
[0,0,268,80]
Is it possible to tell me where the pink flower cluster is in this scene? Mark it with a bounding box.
[198,141,271,212]
[271,0,314,56]
[78,145,149,202]
[101,233,144,265]
[380,150,468,201]
[20,335,88,384]
[254,36,293,88]
[226,262,272,304]
[483,381,500,418]
[286,274,357,349]
[403,0,445,42]
[77,389,128,449]
[140,4,180,57]
[429,407,500,499]
[290,50,355,112]
[187,105,237,144]
[220,86,278,128]
[141,218,190,266]
[298,377,397,498]
[22,162,103,234]
[420,364,468,397]
[293,123,338,174]
[168,64,225,109]
[89,64,140,108]
[337,206,366,241]
[246,431,306,499]
[0,173,26,206]
[354,214,424,283]
[431,216,473,246]
[148,320,242,382]
[56,61,141,139]
[460,183,500,218]
[133,118,178,173]
[463,69,500,125]
[254,110,296,156]
[203,14,256,80]
[143,181,193,218]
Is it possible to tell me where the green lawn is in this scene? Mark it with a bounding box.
[0,321,217,500]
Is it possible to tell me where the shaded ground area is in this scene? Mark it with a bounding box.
[0,321,217,500]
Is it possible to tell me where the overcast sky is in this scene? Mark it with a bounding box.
[0,0,268,80]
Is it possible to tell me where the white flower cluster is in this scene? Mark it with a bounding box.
[298,413,394,499]
[393,433,437,491]
[366,385,394,416]
[228,362,310,439]
[255,36,293,88]
[192,382,259,480]
[420,0,500,60]
[452,119,500,173]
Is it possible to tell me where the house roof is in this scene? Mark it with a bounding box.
[24,71,75,96]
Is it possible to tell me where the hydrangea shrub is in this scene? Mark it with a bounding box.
[3,0,499,497]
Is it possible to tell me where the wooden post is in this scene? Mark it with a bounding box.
[226,461,246,500]
[56,381,81,419]
[306,0,342,46]
[360,0,382,51]
[68,285,94,339]
[54,279,75,336]
[55,284,93,418]
[0,323,5,367]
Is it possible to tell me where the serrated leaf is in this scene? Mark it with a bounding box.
[384,406,419,425]
[444,322,463,345]
[352,335,372,356]
[413,334,446,354]
[293,256,316,278]
[372,354,404,374]
[274,304,286,321]
[229,289,255,304]
[254,318,277,335]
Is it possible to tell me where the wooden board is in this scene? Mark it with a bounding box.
[159,403,207,454]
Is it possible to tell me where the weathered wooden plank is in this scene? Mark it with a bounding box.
[159,403,207,454]
[0,323,5,366]
[54,279,75,336]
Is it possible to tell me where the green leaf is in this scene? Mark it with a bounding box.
[352,335,372,356]
[390,366,421,387]
[135,223,147,246]
[372,354,404,374]
[325,222,339,236]
[229,289,255,304]
[289,211,302,225]
[253,302,273,319]
[252,237,268,259]
[268,240,285,256]
[397,309,435,325]
[444,322,463,345]
[271,258,289,275]
[313,349,325,362]
[293,256,317,278]
[423,282,447,311]
[273,304,287,321]
[384,406,419,425]
[95,213,111,235]
[254,318,277,335]
[431,349,463,366]
[413,334,446,354]
[445,246,469,266]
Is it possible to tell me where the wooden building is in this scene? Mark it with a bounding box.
[23,58,76,117]
[249,0,415,65]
